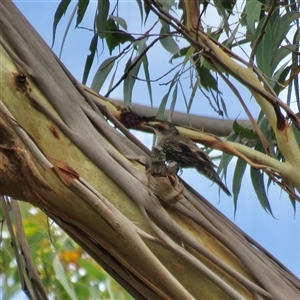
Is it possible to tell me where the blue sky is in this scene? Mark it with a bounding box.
[13,0,300,285]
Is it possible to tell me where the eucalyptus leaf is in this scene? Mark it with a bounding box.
[255,20,273,82]
[160,23,180,54]
[221,0,236,14]
[135,0,144,23]
[273,65,291,95]
[220,96,229,119]
[157,0,175,10]
[169,83,178,119]
[123,58,143,105]
[196,64,217,91]
[59,4,77,59]
[91,56,116,93]
[157,74,178,119]
[291,112,300,148]
[187,80,198,113]
[96,0,110,39]
[232,158,247,215]
[109,15,128,30]
[170,46,190,61]
[218,132,238,178]
[82,34,98,85]
[233,120,258,140]
[271,45,297,74]
[213,0,230,32]
[76,0,89,27]
[245,0,261,35]
[158,93,169,120]
[142,55,153,107]
[53,256,78,300]
[258,117,276,157]
[52,0,71,47]
[250,167,274,216]
[105,19,134,54]
[273,11,300,50]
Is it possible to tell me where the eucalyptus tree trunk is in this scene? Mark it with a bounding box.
[1,1,300,299]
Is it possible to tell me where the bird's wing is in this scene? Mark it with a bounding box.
[163,139,185,153]
[177,140,217,167]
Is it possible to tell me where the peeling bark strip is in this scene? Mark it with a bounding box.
[1,1,300,299]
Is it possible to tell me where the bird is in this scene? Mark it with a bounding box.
[145,121,231,196]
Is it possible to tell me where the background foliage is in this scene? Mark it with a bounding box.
[1,201,132,299]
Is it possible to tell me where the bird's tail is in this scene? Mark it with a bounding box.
[214,177,231,196]
[196,166,231,196]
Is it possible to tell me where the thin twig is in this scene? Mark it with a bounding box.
[130,51,202,83]
[217,69,272,157]
[104,36,161,97]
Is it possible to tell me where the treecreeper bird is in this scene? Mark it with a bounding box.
[146,122,231,196]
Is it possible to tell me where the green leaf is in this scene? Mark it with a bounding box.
[157,74,178,119]
[108,65,117,91]
[169,83,178,119]
[157,0,175,10]
[123,58,144,105]
[273,11,300,52]
[187,79,198,113]
[82,34,98,85]
[105,19,134,54]
[250,167,274,216]
[123,39,147,105]
[109,15,128,30]
[255,20,273,82]
[233,120,258,139]
[53,256,78,300]
[231,36,252,48]
[135,0,144,23]
[258,117,276,157]
[291,112,300,148]
[96,0,110,39]
[52,0,71,47]
[73,282,90,299]
[223,22,240,48]
[91,56,116,93]
[59,4,77,59]
[76,0,89,27]
[213,0,230,32]
[179,81,189,114]
[220,96,229,119]
[287,184,296,214]
[78,259,105,279]
[294,27,300,43]
[142,55,153,107]
[218,132,238,180]
[221,0,236,14]
[245,0,261,35]
[232,158,247,215]
[170,46,190,61]
[158,93,169,120]
[144,0,151,23]
[160,23,180,54]
[196,63,218,91]
[273,65,291,95]
[271,45,297,74]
